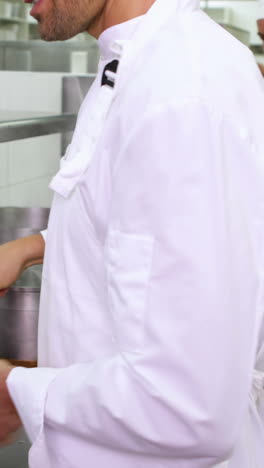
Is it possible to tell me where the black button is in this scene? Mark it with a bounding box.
[101,60,119,88]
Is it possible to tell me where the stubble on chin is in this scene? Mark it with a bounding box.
[39,0,106,41]
[38,12,78,41]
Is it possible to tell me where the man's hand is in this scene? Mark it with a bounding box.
[0,360,21,446]
[0,241,26,291]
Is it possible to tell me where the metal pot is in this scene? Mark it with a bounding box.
[0,267,41,361]
[0,207,50,244]
[0,207,50,230]
[0,207,49,362]
[0,227,42,245]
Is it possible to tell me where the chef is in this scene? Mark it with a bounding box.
[1,0,264,467]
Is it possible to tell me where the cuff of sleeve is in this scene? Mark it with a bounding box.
[40,229,47,242]
[7,366,59,443]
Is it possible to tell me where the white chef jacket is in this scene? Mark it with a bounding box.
[6,0,264,467]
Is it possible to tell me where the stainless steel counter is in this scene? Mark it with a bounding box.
[0,111,77,143]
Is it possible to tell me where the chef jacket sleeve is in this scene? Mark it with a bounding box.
[7,98,263,467]
[40,229,47,242]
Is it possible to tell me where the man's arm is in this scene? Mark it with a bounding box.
[3,100,263,466]
[0,233,45,294]
[0,232,46,440]
[23,233,45,269]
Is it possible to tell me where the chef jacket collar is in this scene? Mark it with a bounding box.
[50,0,201,199]
[98,15,144,61]
[98,0,200,62]
[113,0,201,95]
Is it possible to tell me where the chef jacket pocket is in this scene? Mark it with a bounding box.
[106,229,154,354]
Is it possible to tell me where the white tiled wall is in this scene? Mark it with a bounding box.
[0,135,60,207]
[0,71,65,208]
[8,135,60,185]
[5,174,56,206]
[0,143,8,189]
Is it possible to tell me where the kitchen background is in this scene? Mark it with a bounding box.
[0,2,262,467]
[0,0,262,209]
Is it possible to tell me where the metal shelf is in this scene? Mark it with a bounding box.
[0,16,24,23]
[0,113,77,143]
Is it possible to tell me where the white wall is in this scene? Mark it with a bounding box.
[0,134,60,207]
[0,72,64,207]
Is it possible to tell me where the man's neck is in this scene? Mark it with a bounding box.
[88,0,156,39]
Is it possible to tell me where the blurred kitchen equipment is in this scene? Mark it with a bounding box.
[0,207,50,362]
[11,2,22,18]
[0,427,30,468]
[0,24,19,41]
[70,50,89,74]
[0,266,41,362]
[0,1,12,18]
[0,207,50,235]
[0,39,99,73]
[0,227,42,244]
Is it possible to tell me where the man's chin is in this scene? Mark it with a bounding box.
[39,25,77,41]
